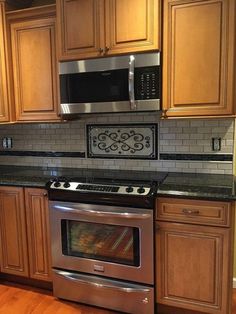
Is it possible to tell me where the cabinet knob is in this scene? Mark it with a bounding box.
[98,48,104,54]
[182,208,200,215]
[43,192,48,197]
[161,109,168,119]
[104,46,110,53]
[155,224,160,231]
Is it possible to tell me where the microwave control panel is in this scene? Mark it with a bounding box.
[135,66,160,100]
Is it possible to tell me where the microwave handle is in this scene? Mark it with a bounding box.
[129,55,136,110]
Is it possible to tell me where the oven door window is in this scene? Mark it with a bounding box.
[61,220,140,266]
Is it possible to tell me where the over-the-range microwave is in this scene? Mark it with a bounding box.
[59,52,161,117]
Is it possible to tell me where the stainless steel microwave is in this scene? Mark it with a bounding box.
[59,52,161,117]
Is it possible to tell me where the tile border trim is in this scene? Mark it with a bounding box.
[0,151,86,158]
[160,153,233,162]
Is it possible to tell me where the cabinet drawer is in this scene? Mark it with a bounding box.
[156,198,231,226]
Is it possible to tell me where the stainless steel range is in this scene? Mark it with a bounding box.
[47,173,166,314]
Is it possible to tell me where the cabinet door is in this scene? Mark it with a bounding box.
[57,0,105,60]
[0,187,28,277]
[162,0,236,117]
[10,13,59,121]
[25,188,52,282]
[0,2,10,122]
[156,222,231,314]
[105,0,160,55]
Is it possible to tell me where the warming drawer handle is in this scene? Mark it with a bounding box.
[182,208,200,215]
[129,55,136,110]
[54,205,152,219]
[55,270,151,293]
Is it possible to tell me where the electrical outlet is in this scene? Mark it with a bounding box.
[212,137,221,151]
[2,137,12,149]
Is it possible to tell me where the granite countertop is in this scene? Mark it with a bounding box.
[157,172,236,201]
[0,165,235,201]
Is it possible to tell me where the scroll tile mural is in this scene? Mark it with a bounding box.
[87,124,158,159]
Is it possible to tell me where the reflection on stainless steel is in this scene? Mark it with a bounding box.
[59,52,161,116]
[54,203,152,219]
[49,201,154,285]
[129,55,136,110]
[48,176,156,314]
[60,52,160,74]
[53,270,154,314]
[60,99,160,115]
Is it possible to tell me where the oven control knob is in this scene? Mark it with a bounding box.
[126,186,134,193]
[137,187,145,194]
[63,181,71,188]
[54,181,61,188]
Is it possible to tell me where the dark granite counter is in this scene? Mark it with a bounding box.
[0,165,235,201]
[157,172,236,201]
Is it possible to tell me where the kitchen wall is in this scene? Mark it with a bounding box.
[0,113,234,174]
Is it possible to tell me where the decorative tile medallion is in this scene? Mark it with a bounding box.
[87,123,158,159]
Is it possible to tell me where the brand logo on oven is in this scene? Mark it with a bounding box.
[94,264,104,273]
[101,72,111,76]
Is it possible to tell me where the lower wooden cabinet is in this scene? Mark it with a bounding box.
[155,198,234,314]
[0,187,28,276]
[25,188,51,281]
[0,186,51,282]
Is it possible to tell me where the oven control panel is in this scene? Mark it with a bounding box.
[49,180,151,196]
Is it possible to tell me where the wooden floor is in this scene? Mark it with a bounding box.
[0,282,116,314]
[0,282,234,313]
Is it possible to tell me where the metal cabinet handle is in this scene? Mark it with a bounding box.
[43,192,47,197]
[182,208,200,215]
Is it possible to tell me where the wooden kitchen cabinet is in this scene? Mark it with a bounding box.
[155,198,234,314]
[7,5,59,121]
[0,186,28,277]
[57,0,160,61]
[162,0,236,117]
[0,186,52,282]
[0,1,11,122]
[25,188,52,282]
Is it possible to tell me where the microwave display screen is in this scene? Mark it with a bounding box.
[60,69,129,104]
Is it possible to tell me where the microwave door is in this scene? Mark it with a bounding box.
[60,69,130,113]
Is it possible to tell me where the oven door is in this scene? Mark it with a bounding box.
[49,201,154,285]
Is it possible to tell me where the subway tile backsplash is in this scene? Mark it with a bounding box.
[0,113,234,174]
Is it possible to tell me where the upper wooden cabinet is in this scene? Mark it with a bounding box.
[162,0,236,117]
[57,0,160,61]
[7,5,59,121]
[0,1,10,122]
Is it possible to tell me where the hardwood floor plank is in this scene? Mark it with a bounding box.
[0,282,233,313]
[0,282,116,313]
[233,288,236,313]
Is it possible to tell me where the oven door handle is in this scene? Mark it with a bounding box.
[55,270,151,293]
[54,205,152,219]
